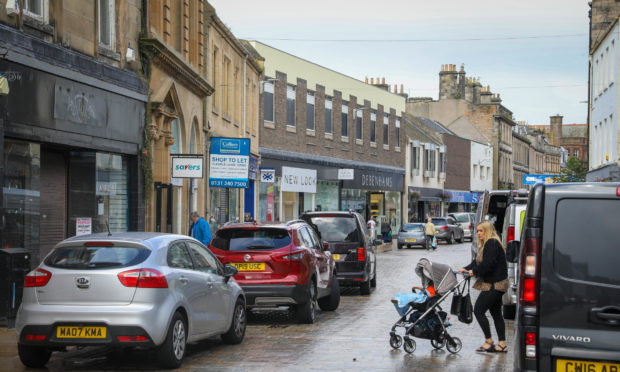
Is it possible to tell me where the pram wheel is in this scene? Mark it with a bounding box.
[403,337,416,353]
[389,334,403,349]
[446,337,462,354]
[431,337,445,349]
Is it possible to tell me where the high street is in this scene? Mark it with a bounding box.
[0,241,514,371]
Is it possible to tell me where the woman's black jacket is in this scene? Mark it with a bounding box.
[464,238,508,284]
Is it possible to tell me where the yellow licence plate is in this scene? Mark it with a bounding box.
[232,262,265,271]
[556,359,620,372]
[405,239,416,242]
[333,254,341,261]
[56,326,106,339]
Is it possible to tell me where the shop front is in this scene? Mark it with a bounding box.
[408,187,443,222]
[0,51,146,265]
[444,190,481,213]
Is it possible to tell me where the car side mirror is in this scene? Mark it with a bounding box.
[223,264,239,282]
[506,240,520,263]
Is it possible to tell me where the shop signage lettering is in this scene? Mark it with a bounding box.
[96,181,117,196]
[361,174,393,188]
[171,155,204,178]
[260,168,275,183]
[174,164,201,171]
[76,217,92,236]
[209,137,250,188]
[281,166,317,193]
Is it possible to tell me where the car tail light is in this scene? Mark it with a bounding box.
[117,335,148,342]
[525,332,537,358]
[519,235,541,307]
[617,186,620,197]
[507,226,515,243]
[24,268,52,287]
[273,250,305,261]
[441,226,448,230]
[24,334,46,341]
[469,224,472,230]
[118,269,168,288]
[357,247,366,261]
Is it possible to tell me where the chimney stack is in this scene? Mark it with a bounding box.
[550,114,563,147]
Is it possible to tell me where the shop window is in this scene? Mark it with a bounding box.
[258,178,280,222]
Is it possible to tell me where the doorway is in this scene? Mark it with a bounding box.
[40,150,67,260]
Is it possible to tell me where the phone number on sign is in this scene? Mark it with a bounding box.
[210,180,248,187]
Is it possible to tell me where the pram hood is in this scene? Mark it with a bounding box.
[415,258,459,296]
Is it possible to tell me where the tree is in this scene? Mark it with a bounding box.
[553,156,587,182]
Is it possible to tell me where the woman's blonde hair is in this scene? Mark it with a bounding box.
[475,220,505,262]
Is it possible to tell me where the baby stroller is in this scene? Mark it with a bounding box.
[389,258,470,354]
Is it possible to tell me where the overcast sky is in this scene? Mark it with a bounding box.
[210,0,590,126]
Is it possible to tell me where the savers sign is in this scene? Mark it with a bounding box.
[171,155,204,178]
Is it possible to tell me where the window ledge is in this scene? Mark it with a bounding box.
[370,142,377,148]
[395,146,401,153]
[306,129,316,137]
[23,15,54,36]
[383,144,390,150]
[324,132,333,140]
[98,45,121,62]
[286,125,297,133]
[341,136,349,143]
[263,120,275,129]
[355,139,363,145]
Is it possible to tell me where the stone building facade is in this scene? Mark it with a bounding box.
[251,41,406,229]
[529,115,588,163]
[1,0,146,264]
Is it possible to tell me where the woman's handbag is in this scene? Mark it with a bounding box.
[458,278,473,324]
[450,292,463,315]
[432,236,437,248]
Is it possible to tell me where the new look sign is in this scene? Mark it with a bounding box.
[171,155,204,178]
[209,137,250,188]
[281,166,317,193]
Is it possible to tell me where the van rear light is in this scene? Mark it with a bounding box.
[525,332,537,358]
[24,268,52,287]
[507,226,515,243]
[525,332,536,345]
[522,278,536,302]
[357,247,366,261]
[519,235,541,307]
[118,269,168,288]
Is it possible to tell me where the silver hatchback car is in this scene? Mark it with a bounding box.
[15,232,246,369]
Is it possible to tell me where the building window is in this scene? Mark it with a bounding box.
[439,151,445,173]
[223,57,232,118]
[370,110,376,143]
[306,92,315,131]
[341,101,348,137]
[286,85,296,127]
[383,114,389,146]
[98,0,116,49]
[355,107,363,140]
[395,117,401,148]
[23,0,48,22]
[424,148,436,172]
[325,97,332,134]
[411,144,419,171]
[263,81,274,122]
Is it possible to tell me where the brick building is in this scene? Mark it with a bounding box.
[528,115,588,163]
[249,41,406,229]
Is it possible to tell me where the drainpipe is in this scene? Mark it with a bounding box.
[242,54,247,219]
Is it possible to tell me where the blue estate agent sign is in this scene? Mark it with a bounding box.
[523,174,556,185]
[209,137,250,188]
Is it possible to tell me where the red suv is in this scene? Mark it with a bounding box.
[208,220,340,323]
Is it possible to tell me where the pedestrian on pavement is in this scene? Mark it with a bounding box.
[459,220,508,353]
[189,211,212,246]
[381,218,391,243]
[367,215,377,239]
[424,217,436,250]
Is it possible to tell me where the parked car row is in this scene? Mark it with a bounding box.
[396,215,467,249]
[15,210,379,369]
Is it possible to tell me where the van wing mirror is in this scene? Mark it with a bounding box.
[506,240,520,263]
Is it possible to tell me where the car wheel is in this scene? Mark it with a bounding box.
[360,278,371,295]
[449,233,455,244]
[318,274,340,311]
[397,243,403,249]
[457,234,464,243]
[18,344,51,368]
[296,281,317,324]
[222,297,247,344]
[503,304,516,320]
[157,311,187,369]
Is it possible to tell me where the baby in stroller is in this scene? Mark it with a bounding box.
[389,258,467,354]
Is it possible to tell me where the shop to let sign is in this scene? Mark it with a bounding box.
[209,137,250,188]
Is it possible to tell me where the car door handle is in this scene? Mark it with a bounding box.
[206,282,214,289]
[179,277,189,284]
[590,306,620,326]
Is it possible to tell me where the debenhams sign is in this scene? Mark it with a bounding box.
[343,170,403,192]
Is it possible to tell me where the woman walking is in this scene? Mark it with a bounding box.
[459,221,508,353]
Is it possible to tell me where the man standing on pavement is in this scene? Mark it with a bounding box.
[189,211,212,246]
[367,215,377,240]
[425,217,436,250]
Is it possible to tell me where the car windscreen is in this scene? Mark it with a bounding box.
[45,245,150,269]
[431,218,447,226]
[211,228,292,251]
[554,199,620,286]
[304,216,359,242]
[451,214,469,223]
[403,224,424,232]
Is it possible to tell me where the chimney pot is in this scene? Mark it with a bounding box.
[371,77,374,85]
[400,84,404,93]
[365,77,369,84]
[382,77,385,84]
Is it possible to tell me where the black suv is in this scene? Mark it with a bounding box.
[511,183,620,371]
[300,211,378,295]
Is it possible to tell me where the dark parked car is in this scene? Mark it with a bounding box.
[396,223,426,249]
[512,182,620,371]
[208,220,340,324]
[300,211,378,295]
[448,212,475,242]
[432,217,464,244]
